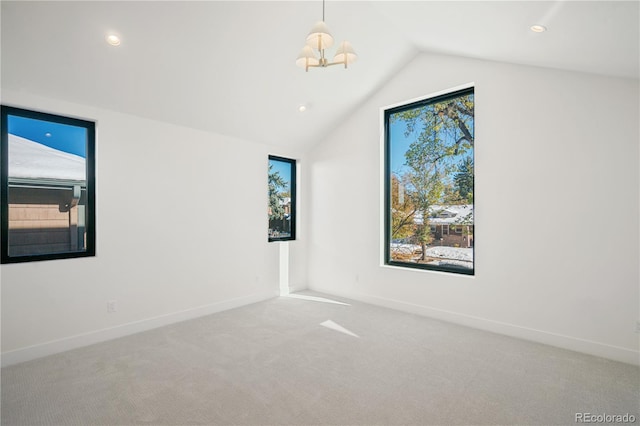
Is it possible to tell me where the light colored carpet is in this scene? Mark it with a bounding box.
[2,291,638,425]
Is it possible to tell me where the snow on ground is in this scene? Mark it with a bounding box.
[424,246,472,262]
[428,258,472,269]
[390,244,472,261]
[389,244,417,255]
[390,244,473,269]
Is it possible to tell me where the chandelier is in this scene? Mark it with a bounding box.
[296,0,357,72]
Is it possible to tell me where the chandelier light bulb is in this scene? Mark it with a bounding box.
[333,41,357,68]
[306,21,334,51]
[296,45,320,70]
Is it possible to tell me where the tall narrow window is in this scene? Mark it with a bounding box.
[268,155,296,242]
[1,106,96,263]
[384,87,474,275]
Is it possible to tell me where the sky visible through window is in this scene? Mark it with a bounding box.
[389,120,416,175]
[269,159,291,188]
[389,116,473,177]
[7,115,87,158]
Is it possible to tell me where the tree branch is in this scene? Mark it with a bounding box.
[392,208,417,235]
[456,122,473,146]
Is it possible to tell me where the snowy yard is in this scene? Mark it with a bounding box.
[390,244,473,269]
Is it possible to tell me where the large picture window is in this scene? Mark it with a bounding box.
[268,155,296,242]
[384,87,474,275]
[1,106,96,263]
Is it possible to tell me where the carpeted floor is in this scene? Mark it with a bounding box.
[2,291,639,425]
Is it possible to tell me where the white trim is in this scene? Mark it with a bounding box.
[1,290,277,367]
[310,287,640,366]
[279,241,290,295]
[288,281,308,294]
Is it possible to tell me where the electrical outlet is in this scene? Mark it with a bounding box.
[107,300,118,313]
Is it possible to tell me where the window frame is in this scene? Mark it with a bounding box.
[1,105,96,263]
[268,155,296,242]
[383,86,474,275]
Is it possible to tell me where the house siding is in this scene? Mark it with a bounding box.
[7,187,83,256]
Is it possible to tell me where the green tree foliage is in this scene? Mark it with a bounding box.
[391,174,416,240]
[390,93,474,260]
[441,182,462,205]
[454,157,474,203]
[268,164,287,220]
[402,128,447,259]
[396,94,474,155]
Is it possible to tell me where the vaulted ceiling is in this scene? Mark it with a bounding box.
[2,1,638,151]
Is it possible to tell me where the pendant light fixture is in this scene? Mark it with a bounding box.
[296,0,357,72]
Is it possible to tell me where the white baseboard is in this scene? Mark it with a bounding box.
[310,286,640,366]
[288,282,308,294]
[1,290,277,367]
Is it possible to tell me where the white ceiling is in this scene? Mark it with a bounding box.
[2,1,638,152]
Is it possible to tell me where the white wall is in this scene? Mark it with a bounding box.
[306,53,640,365]
[0,90,304,365]
[2,53,637,367]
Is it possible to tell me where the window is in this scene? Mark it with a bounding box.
[384,87,474,275]
[1,106,96,263]
[268,155,296,241]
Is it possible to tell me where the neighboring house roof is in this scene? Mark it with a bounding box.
[415,204,474,225]
[8,134,85,181]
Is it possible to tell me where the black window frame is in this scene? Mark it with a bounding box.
[383,87,474,275]
[1,105,96,263]
[268,155,296,242]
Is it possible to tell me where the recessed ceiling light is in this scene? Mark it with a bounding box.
[106,34,121,46]
[45,132,52,137]
[530,25,547,33]
[298,105,307,113]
